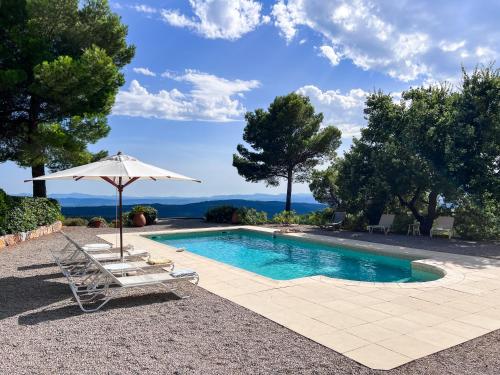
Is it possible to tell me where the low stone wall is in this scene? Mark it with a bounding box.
[0,221,62,249]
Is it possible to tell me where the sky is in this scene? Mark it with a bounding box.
[2,0,499,197]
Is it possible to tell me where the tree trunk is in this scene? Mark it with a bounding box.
[419,191,438,235]
[28,98,46,198]
[31,163,46,198]
[397,189,438,235]
[285,169,293,212]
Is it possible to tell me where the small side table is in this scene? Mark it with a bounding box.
[407,222,421,236]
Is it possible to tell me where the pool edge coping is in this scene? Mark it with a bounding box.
[98,225,499,289]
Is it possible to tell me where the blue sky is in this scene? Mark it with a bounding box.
[2,0,498,197]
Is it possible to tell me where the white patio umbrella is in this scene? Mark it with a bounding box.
[26,152,201,259]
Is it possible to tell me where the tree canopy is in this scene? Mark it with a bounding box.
[322,66,499,235]
[0,0,135,196]
[449,67,500,198]
[309,164,341,209]
[233,93,341,211]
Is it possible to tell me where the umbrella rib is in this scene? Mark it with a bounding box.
[100,176,119,188]
[121,158,132,178]
[122,177,140,188]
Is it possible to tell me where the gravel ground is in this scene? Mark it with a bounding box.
[1,224,500,374]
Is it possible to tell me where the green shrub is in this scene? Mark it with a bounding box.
[122,212,131,227]
[343,212,368,231]
[2,197,62,234]
[235,207,267,225]
[299,208,335,226]
[88,217,107,228]
[205,205,237,223]
[0,189,10,233]
[128,205,158,225]
[0,189,9,215]
[3,201,38,233]
[63,217,89,226]
[107,214,130,228]
[392,214,415,234]
[272,210,300,225]
[454,195,500,240]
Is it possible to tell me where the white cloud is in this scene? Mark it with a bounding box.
[160,9,198,29]
[297,85,405,138]
[439,40,466,52]
[132,4,157,14]
[318,45,342,66]
[272,0,499,82]
[113,70,260,122]
[270,0,304,42]
[132,67,156,77]
[110,2,123,9]
[475,46,496,62]
[297,85,368,138]
[160,0,267,40]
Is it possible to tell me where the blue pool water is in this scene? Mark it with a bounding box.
[149,230,440,282]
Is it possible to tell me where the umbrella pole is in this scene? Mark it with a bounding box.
[119,177,124,261]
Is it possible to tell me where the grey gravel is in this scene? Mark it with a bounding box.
[1,222,500,374]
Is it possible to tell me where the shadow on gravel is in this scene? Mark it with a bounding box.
[17,262,57,271]
[18,292,182,325]
[0,275,69,320]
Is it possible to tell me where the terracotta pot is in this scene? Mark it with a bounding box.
[89,220,105,228]
[133,212,147,227]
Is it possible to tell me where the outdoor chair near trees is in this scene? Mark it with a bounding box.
[407,220,421,236]
[321,211,346,230]
[367,214,395,235]
[430,216,455,239]
[55,233,199,312]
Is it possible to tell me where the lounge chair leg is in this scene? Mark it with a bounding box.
[77,297,112,313]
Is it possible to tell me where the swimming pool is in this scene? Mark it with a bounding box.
[149,230,441,282]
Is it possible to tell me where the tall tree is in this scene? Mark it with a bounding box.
[233,93,341,211]
[336,87,457,234]
[0,0,135,196]
[449,66,500,199]
[309,164,342,208]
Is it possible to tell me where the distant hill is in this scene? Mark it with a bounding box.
[61,199,326,219]
[43,192,319,207]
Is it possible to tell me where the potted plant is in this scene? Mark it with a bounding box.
[88,217,107,228]
[131,206,147,227]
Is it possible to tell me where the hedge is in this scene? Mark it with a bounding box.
[0,190,62,235]
[63,217,89,226]
[205,205,237,223]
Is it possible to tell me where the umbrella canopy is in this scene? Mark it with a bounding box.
[30,152,200,184]
[27,152,201,259]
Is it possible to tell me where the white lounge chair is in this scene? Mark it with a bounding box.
[82,243,112,251]
[65,252,198,312]
[54,232,150,278]
[53,233,113,265]
[367,214,395,235]
[430,216,454,239]
[321,211,346,230]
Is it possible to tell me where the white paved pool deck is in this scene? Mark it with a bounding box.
[99,226,500,370]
